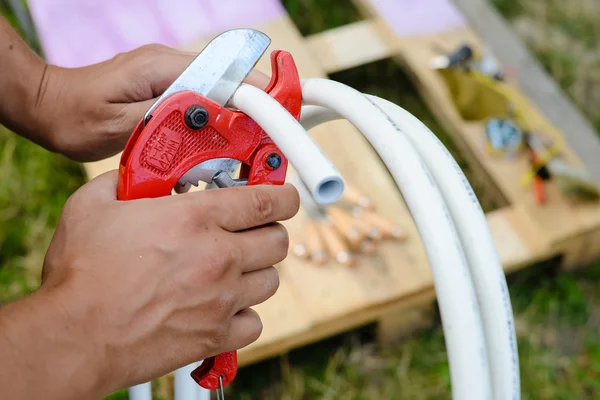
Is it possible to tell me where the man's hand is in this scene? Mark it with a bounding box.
[0,17,269,162]
[36,45,269,162]
[0,171,299,399]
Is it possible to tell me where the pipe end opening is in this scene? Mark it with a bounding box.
[313,177,345,205]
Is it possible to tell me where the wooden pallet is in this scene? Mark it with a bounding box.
[82,0,600,372]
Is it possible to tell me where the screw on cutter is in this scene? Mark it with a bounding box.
[265,153,282,169]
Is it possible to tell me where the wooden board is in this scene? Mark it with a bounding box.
[452,0,600,188]
[307,0,600,269]
[81,0,600,370]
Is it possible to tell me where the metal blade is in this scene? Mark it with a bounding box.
[178,158,240,187]
[144,28,271,122]
[146,28,270,187]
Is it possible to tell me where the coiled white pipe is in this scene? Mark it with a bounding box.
[128,76,519,400]
[300,78,492,399]
[300,93,520,399]
[368,96,519,399]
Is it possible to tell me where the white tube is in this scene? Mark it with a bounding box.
[300,97,520,399]
[300,78,492,400]
[128,382,152,400]
[230,83,345,205]
[174,363,211,400]
[367,95,520,400]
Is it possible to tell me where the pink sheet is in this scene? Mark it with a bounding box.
[370,0,466,37]
[27,0,285,68]
[27,0,466,68]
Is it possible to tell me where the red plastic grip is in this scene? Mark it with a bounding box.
[117,50,302,201]
[190,351,238,390]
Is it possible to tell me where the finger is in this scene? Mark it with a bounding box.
[230,223,289,273]
[199,183,300,232]
[237,267,280,311]
[219,308,263,353]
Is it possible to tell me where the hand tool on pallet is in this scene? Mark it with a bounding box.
[524,132,600,203]
[116,28,303,397]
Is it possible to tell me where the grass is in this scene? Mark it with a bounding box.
[1,0,600,399]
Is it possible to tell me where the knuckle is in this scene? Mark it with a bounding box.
[137,43,168,55]
[251,189,274,222]
[204,245,240,281]
[208,325,229,350]
[180,196,201,220]
[177,199,212,233]
[216,290,237,315]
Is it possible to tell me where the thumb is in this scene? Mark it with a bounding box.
[76,169,119,202]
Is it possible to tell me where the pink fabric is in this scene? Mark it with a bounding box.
[370,0,466,37]
[27,0,285,68]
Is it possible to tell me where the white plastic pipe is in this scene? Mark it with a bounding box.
[300,95,520,399]
[231,83,345,205]
[367,95,519,399]
[126,76,520,399]
[174,362,211,400]
[300,78,493,400]
[128,382,152,400]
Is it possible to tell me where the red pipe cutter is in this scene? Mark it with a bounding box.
[116,28,302,391]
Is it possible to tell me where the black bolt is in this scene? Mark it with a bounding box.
[265,153,282,170]
[184,105,209,129]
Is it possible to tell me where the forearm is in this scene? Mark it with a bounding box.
[0,17,51,146]
[0,287,108,399]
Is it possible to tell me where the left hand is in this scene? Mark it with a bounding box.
[36,44,269,162]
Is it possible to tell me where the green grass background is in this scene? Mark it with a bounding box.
[2,0,600,399]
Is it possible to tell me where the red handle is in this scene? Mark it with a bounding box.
[190,351,238,390]
[116,50,302,390]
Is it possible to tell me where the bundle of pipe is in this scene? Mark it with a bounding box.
[131,78,520,400]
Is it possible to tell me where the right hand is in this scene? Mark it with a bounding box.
[40,170,299,396]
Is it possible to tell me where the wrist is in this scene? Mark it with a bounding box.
[0,285,112,399]
[0,19,48,139]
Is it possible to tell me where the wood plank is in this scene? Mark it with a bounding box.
[238,203,551,366]
[238,288,438,367]
[343,0,600,264]
[236,206,550,366]
[305,19,392,73]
